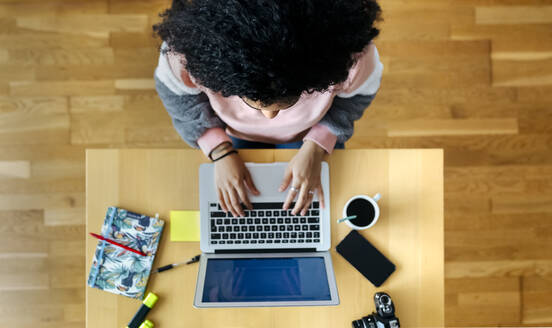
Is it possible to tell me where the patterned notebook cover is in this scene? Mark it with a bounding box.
[87,207,165,300]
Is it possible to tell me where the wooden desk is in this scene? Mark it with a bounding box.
[86,149,444,327]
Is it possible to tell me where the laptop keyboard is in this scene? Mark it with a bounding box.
[208,202,321,246]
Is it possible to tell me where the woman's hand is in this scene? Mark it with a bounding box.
[214,147,259,217]
[279,140,326,215]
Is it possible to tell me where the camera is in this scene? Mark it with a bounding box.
[352,292,400,328]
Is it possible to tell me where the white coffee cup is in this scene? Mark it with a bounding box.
[342,193,381,230]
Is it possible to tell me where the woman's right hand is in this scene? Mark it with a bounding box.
[214,151,260,217]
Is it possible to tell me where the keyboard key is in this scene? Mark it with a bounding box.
[243,210,249,217]
[298,239,304,243]
[298,232,305,238]
[216,219,223,225]
[277,218,284,224]
[276,233,282,238]
[287,225,293,231]
[281,211,287,217]
[279,226,285,231]
[222,233,229,239]
[243,240,249,244]
[300,218,306,223]
[255,218,261,224]
[313,202,319,209]
[267,240,273,243]
[293,218,299,224]
[224,219,230,225]
[220,240,226,244]
[309,225,320,231]
[290,240,296,243]
[306,232,313,238]
[210,203,217,208]
[270,218,276,224]
[314,239,320,243]
[249,226,255,232]
[285,218,291,224]
[245,233,251,239]
[266,211,272,216]
[211,234,221,239]
[239,219,245,224]
[227,240,234,244]
[251,212,257,217]
[232,219,238,225]
[283,233,290,238]
[262,218,268,224]
[258,240,265,244]
[312,210,319,216]
[233,226,240,232]
[314,232,320,238]
[282,240,289,243]
[211,241,218,244]
[294,225,301,231]
[241,226,247,232]
[268,233,274,238]
[253,233,259,239]
[258,211,265,217]
[230,233,236,239]
[210,211,226,217]
[251,240,257,244]
[308,217,319,223]
[235,240,241,244]
[218,226,225,232]
[256,226,263,232]
[271,225,278,231]
[274,240,281,243]
[247,218,253,224]
[264,226,270,232]
[238,233,244,239]
[253,202,283,210]
[302,225,308,231]
[291,232,297,238]
[306,239,312,243]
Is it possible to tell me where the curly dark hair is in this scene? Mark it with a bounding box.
[153,0,382,106]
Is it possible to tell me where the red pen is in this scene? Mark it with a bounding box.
[89,232,147,256]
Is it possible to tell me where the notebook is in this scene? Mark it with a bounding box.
[87,207,165,300]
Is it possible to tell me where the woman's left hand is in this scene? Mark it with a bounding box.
[279,140,327,215]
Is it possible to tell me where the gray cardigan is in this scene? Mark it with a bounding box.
[155,75,376,149]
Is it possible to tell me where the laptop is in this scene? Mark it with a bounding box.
[194,162,339,308]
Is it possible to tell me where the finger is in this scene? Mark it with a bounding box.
[292,183,309,215]
[279,167,293,192]
[301,189,315,216]
[218,188,228,212]
[228,187,244,217]
[244,170,260,195]
[317,182,326,209]
[236,181,252,210]
[222,189,236,217]
[283,182,300,210]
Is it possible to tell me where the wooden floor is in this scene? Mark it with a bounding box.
[0,0,551,326]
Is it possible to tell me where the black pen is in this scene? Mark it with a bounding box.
[153,254,201,273]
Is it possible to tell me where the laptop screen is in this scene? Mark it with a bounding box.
[202,257,331,302]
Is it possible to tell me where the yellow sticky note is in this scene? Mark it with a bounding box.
[170,210,200,241]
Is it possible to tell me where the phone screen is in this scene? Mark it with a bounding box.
[336,230,395,287]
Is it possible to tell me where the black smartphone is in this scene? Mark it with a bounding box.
[336,230,396,287]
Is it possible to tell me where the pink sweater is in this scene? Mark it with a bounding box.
[162,44,382,155]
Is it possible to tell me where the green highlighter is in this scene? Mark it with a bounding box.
[139,320,154,328]
[126,292,158,328]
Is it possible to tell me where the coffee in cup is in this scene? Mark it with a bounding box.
[342,194,381,230]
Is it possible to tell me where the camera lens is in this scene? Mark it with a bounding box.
[380,295,390,305]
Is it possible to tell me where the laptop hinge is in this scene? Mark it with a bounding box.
[215,248,316,254]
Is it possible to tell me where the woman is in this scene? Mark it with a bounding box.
[153,0,383,218]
